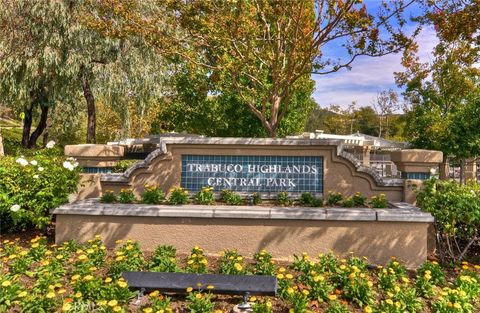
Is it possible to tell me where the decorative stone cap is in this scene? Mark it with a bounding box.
[65,144,125,158]
[391,149,443,173]
[52,199,433,223]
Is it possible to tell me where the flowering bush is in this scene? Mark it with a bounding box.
[369,193,389,208]
[100,190,118,203]
[276,191,292,206]
[1,237,480,312]
[221,189,243,205]
[417,179,480,262]
[141,184,165,204]
[195,186,215,205]
[167,186,189,205]
[117,189,136,204]
[327,191,343,206]
[0,144,80,231]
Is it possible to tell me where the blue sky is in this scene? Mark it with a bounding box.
[311,1,438,110]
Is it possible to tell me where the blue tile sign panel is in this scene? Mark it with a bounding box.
[181,155,323,193]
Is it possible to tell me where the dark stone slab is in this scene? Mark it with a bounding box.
[122,271,277,296]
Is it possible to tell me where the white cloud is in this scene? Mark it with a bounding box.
[312,27,438,108]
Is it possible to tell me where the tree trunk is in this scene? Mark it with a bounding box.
[21,105,33,148]
[81,71,96,143]
[439,155,449,180]
[27,105,49,148]
[459,158,465,185]
[0,127,4,156]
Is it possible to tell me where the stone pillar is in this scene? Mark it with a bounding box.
[391,149,443,203]
[65,144,125,197]
[464,158,477,182]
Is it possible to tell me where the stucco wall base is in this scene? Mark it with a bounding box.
[55,215,430,268]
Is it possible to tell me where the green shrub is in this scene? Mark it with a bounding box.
[299,192,314,206]
[369,193,388,208]
[219,250,247,275]
[100,190,117,203]
[118,189,136,203]
[167,186,189,205]
[277,191,292,206]
[149,245,178,272]
[252,192,262,205]
[342,196,355,208]
[111,159,138,173]
[221,189,243,205]
[195,186,215,205]
[327,191,343,206]
[417,179,480,262]
[141,184,165,204]
[0,147,80,231]
[352,192,367,206]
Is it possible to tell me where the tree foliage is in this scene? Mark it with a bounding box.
[396,0,480,162]
[84,0,416,137]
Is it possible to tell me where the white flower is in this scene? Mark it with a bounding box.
[30,160,38,166]
[430,168,437,175]
[10,205,20,212]
[38,167,44,172]
[33,174,39,179]
[46,140,56,149]
[63,161,74,171]
[15,157,29,167]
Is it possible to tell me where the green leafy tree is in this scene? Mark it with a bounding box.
[0,1,82,148]
[84,0,416,138]
[396,1,480,181]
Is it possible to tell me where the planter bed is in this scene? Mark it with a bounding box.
[53,200,433,268]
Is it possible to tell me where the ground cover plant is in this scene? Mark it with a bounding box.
[1,236,479,313]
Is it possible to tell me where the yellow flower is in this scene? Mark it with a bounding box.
[364,306,372,313]
[58,289,67,294]
[277,274,284,279]
[118,281,128,288]
[62,303,72,312]
[285,274,293,280]
[250,296,257,302]
[287,288,294,294]
[266,302,272,308]
[2,281,11,287]
[302,289,309,296]
[31,243,39,248]
[113,306,122,312]
[46,292,56,299]
[75,292,82,298]
[71,274,80,281]
[186,287,193,292]
[454,303,461,309]
[108,299,118,307]
[105,277,112,283]
[386,299,393,305]
[278,267,286,273]
[80,275,92,282]
[234,263,243,271]
[195,293,202,299]
[207,285,214,290]
[328,295,337,301]
[78,254,88,261]
[144,308,153,313]
[115,256,125,261]
[17,291,27,298]
[115,240,123,244]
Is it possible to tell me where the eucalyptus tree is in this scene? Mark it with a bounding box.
[0,0,81,148]
[85,0,416,138]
